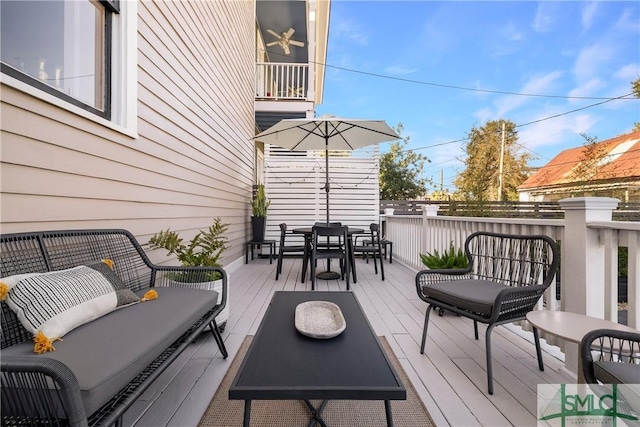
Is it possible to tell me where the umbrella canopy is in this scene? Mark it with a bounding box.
[254,115,399,224]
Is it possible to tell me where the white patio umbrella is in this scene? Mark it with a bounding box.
[253,115,399,224]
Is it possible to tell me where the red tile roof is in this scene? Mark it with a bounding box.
[518,131,640,190]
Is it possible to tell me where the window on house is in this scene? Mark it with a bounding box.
[1,0,119,119]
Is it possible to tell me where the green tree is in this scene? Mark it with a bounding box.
[569,133,610,183]
[379,123,430,200]
[454,119,532,201]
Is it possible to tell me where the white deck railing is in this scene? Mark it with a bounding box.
[256,62,308,100]
[386,197,640,327]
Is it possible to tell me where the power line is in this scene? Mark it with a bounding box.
[398,92,636,159]
[320,61,635,101]
[265,49,636,101]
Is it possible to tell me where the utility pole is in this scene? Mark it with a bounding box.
[497,121,506,201]
[440,169,444,192]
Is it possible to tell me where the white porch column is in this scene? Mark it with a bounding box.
[558,197,619,376]
[421,204,439,256]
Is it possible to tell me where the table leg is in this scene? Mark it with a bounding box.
[385,400,394,427]
[304,399,329,427]
[243,400,252,427]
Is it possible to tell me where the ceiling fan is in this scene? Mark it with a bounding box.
[266,27,305,55]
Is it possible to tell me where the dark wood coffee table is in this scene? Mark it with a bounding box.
[229,291,406,426]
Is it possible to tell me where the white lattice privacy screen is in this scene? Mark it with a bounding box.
[263,145,380,240]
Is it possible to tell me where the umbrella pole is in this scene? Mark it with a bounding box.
[317,132,341,280]
[325,142,330,225]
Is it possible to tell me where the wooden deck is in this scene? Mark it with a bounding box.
[125,255,574,427]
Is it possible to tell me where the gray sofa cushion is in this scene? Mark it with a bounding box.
[421,279,508,315]
[2,286,219,416]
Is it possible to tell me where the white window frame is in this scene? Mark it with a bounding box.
[0,0,138,138]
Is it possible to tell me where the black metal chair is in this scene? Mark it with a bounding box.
[581,328,640,414]
[416,231,560,394]
[275,223,308,281]
[352,223,385,280]
[310,225,350,290]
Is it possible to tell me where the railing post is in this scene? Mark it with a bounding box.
[558,196,619,377]
[421,204,439,257]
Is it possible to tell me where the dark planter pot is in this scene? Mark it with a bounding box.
[251,216,266,242]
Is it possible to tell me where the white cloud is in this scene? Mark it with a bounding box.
[573,43,615,82]
[502,21,523,41]
[493,71,564,117]
[474,107,493,124]
[384,65,417,76]
[518,111,598,153]
[331,15,368,46]
[568,78,606,99]
[581,2,598,31]
[532,3,556,33]
[615,63,640,81]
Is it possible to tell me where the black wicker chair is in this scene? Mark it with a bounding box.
[580,329,640,416]
[416,231,560,394]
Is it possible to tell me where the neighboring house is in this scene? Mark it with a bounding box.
[518,131,640,202]
[0,0,330,267]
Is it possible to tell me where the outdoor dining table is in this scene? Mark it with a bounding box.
[292,227,365,284]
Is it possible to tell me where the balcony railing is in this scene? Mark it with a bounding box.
[256,62,309,100]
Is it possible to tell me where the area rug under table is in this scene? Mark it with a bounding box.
[199,335,434,427]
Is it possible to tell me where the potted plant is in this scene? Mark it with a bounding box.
[420,241,469,270]
[147,217,230,325]
[251,183,271,242]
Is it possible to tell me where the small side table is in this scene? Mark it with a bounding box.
[526,310,638,383]
[245,240,275,264]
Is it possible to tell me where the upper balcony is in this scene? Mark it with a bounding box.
[254,0,330,131]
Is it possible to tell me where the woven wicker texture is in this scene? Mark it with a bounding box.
[199,335,434,427]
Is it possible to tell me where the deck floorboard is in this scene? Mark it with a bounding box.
[130,256,574,427]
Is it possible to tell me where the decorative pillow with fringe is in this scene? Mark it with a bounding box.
[0,259,157,353]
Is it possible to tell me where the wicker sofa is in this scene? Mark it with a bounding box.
[0,229,228,427]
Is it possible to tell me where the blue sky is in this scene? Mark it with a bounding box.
[315,1,640,193]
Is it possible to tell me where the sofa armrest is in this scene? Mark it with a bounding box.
[492,284,548,322]
[1,356,88,427]
[152,266,228,316]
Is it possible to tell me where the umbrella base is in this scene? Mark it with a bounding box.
[316,271,341,280]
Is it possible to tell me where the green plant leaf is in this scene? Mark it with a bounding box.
[420,241,469,269]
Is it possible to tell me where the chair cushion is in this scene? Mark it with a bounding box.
[594,361,640,384]
[421,279,508,315]
[1,286,218,416]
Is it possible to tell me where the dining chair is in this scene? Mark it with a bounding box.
[310,225,350,290]
[313,221,344,250]
[352,223,385,280]
[275,223,308,281]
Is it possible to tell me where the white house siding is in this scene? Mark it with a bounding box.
[0,1,256,267]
